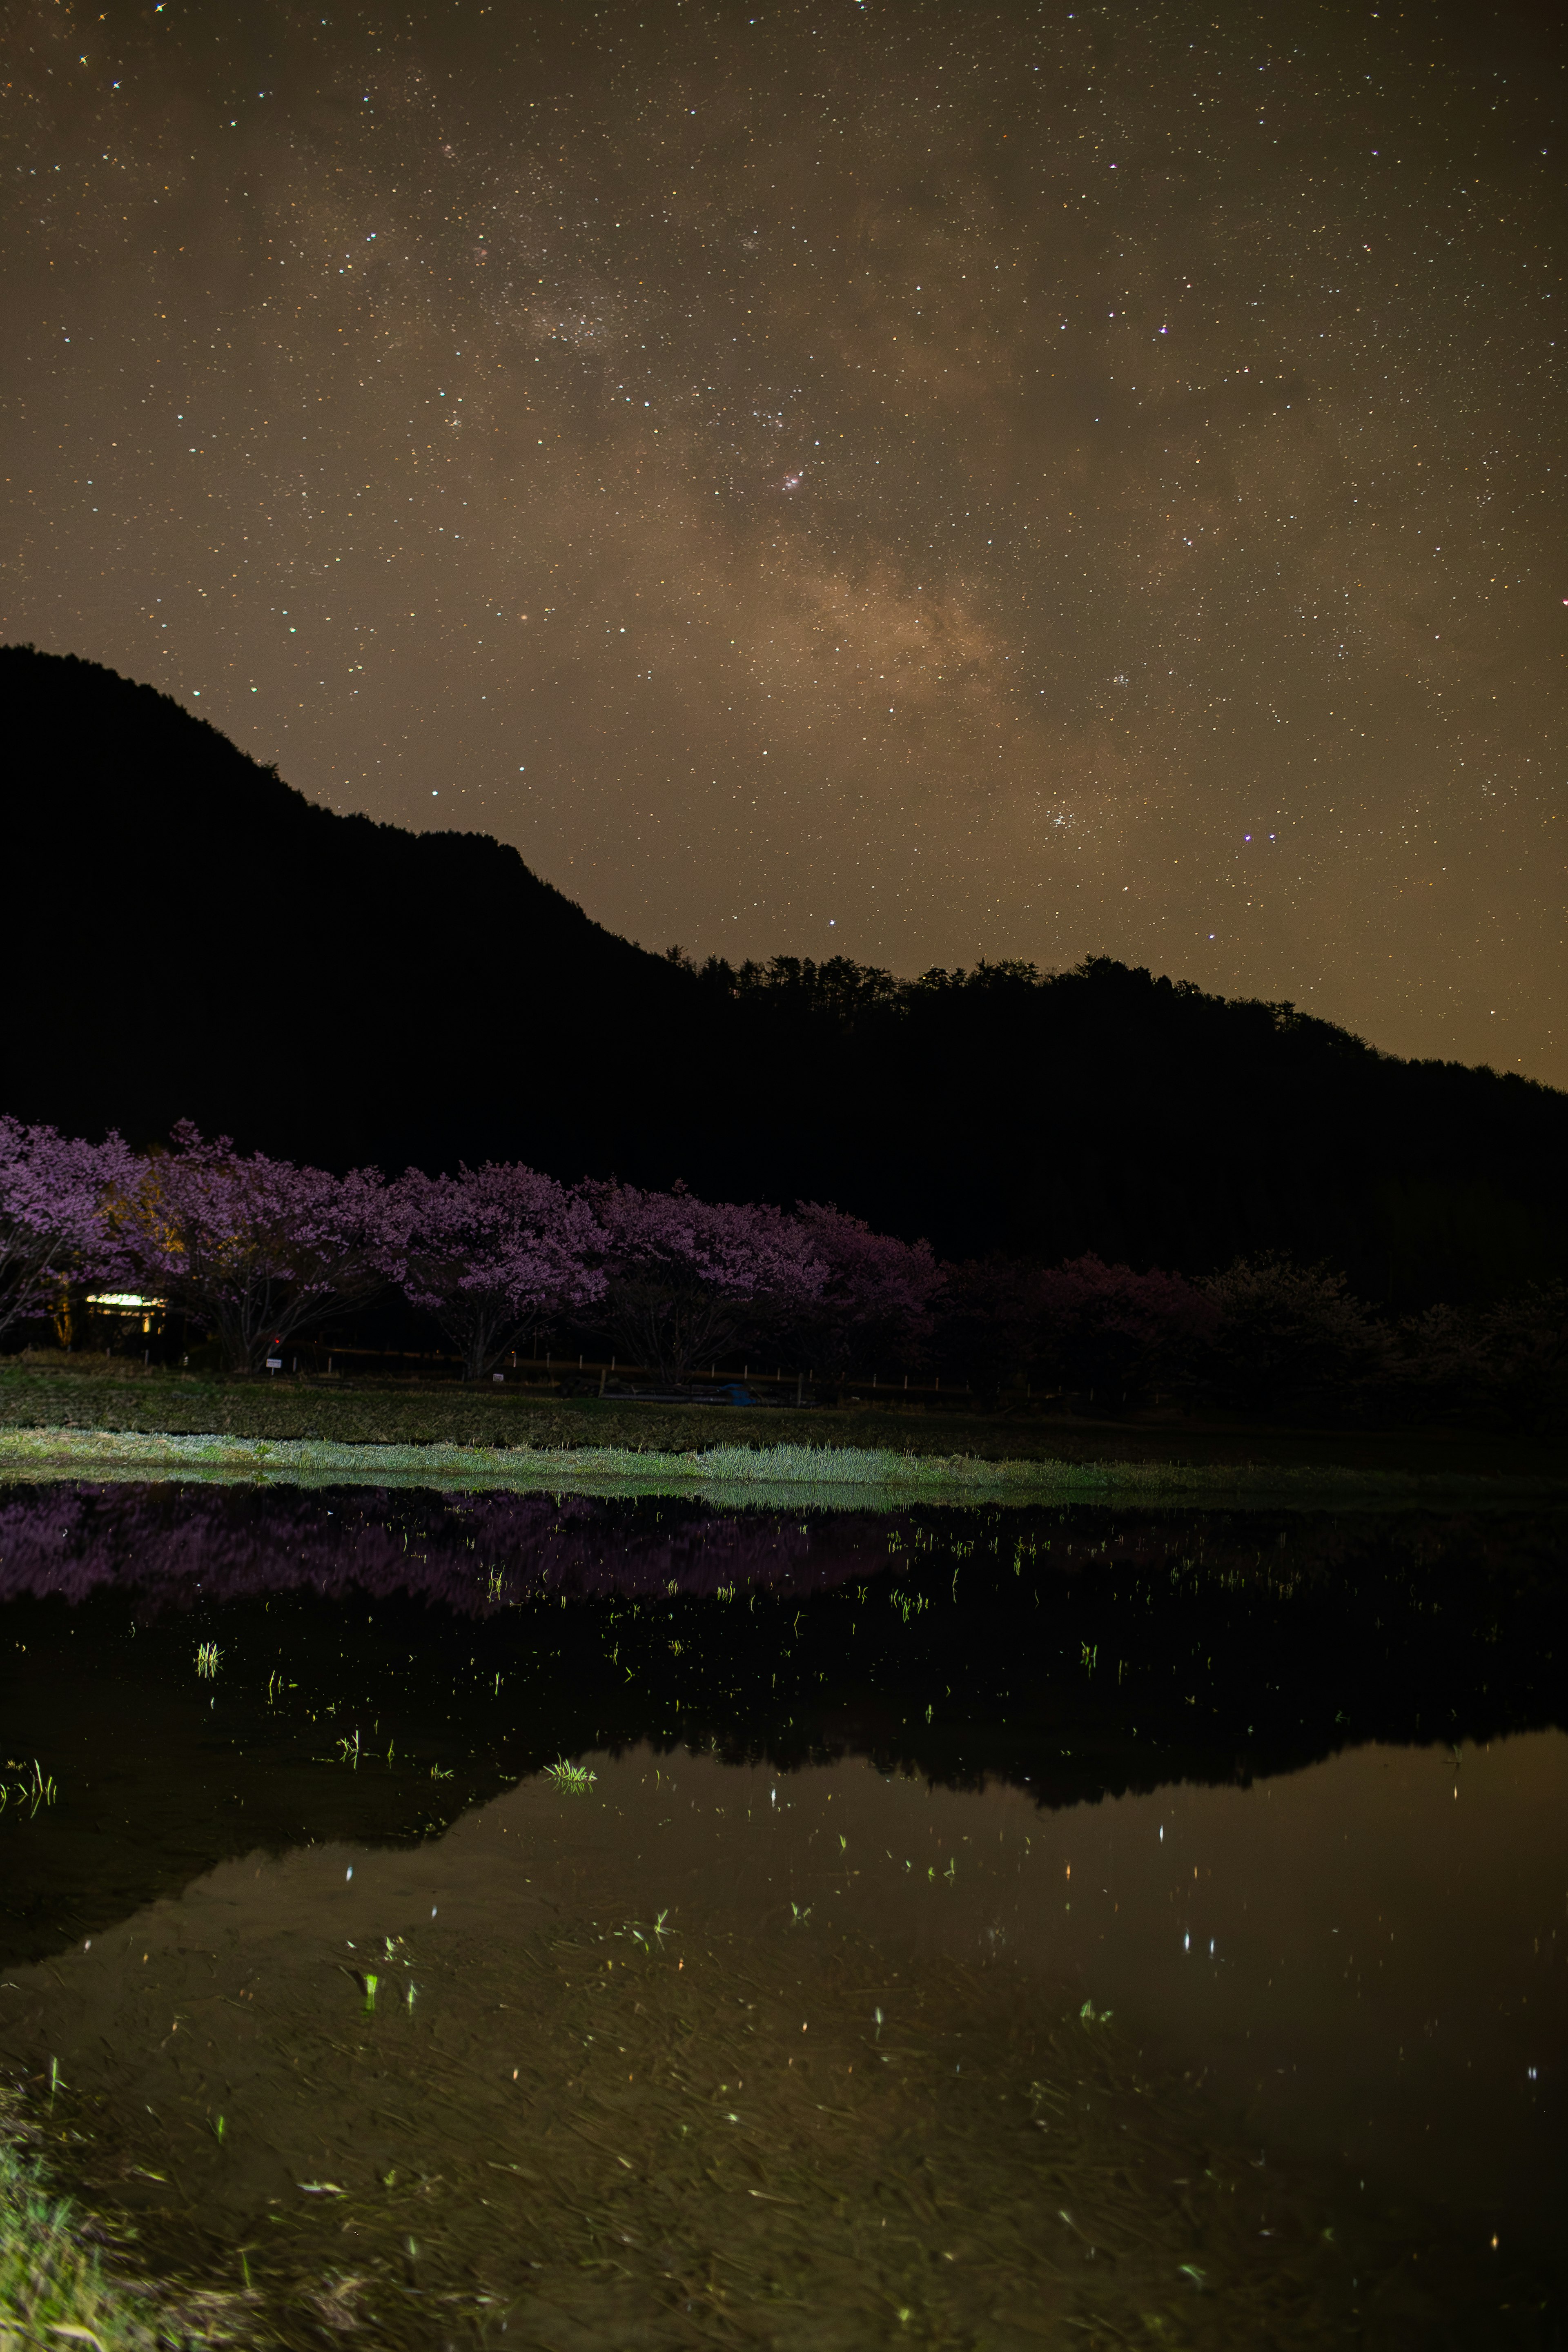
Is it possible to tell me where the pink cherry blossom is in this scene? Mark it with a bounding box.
[118,1121,390,1372]
[580,1180,826,1385]
[786,1202,943,1375]
[0,1115,136,1342]
[384,1161,604,1380]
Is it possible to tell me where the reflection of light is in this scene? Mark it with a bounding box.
[87,1292,165,1310]
[782,471,803,491]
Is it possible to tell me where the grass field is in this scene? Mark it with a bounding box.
[1,1354,1562,1499]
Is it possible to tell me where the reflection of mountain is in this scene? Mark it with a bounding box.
[1,1481,1564,1971]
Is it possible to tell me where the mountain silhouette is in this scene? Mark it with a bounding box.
[4,644,708,1179]
[6,644,1564,1301]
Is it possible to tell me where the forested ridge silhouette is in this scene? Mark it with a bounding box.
[6,643,1563,1304]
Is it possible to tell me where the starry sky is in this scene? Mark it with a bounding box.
[5,0,1565,1078]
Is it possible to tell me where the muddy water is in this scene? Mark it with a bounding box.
[0,1483,1564,2347]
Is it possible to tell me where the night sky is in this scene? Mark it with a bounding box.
[6,0,1565,1079]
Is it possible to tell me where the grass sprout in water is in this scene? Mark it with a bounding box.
[543,1757,597,1794]
[0,1760,57,1817]
[194,1642,220,1679]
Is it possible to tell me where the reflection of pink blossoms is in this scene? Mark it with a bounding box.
[581,1181,826,1385]
[0,1484,888,1612]
[0,1115,135,1341]
[384,1163,604,1380]
[119,1122,390,1372]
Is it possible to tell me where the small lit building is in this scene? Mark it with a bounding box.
[86,1291,167,1337]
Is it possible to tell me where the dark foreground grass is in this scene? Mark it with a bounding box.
[0,2094,248,2349]
[0,1352,1562,1483]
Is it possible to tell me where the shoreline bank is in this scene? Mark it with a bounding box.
[1,1424,1563,1507]
[4,1363,1564,1503]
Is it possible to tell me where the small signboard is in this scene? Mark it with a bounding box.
[266,1357,283,1371]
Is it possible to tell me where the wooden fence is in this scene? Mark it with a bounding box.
[302,1342,972,1399]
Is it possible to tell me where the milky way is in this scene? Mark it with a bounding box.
[4,0,1564,1076]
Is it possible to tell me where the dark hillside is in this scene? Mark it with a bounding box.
[5,646,1564,1302]
[689,954,1568,1302]
[2,645,718,1179]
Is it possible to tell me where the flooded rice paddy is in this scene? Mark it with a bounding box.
[0,1481,1564,2348]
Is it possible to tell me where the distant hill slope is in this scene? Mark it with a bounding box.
[5,645,1564,1302]
[2,644,711,1179]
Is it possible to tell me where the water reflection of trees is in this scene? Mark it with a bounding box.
[2,1483,1564,1973]
[1,1480,1563,1626]
[0,1481,869,1613]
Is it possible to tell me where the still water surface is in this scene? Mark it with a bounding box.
[0,1481,1563,2348]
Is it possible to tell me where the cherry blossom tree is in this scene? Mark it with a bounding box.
[1199,1254,1386,1416]
[940,1252,1214,1401]
[383,1162,604,1380]
[782,1202,943,1377]
[581,1180,826,1385]
[117,1122,390,1372]
[0,1115,136,1343]
[1033,1255,1216,1407]
[937,1255,1046,1391]
[1401,1281,1568,1432]
[1477,1281,1568,1432]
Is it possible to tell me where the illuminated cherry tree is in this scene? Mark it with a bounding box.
[0,1114,135,1343]
[784,1202,944,1376]
[581,1180,826,1385]
[118,1122,390,1372]
[384,1162,604,1380]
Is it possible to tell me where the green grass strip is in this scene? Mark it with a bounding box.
[0,1424,1555,1506]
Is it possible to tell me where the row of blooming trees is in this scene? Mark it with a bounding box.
[940,1248,1568,1428]
[0,1118,941,1386]
[0,1117,137,1348]
[2,1114,1564,1427]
